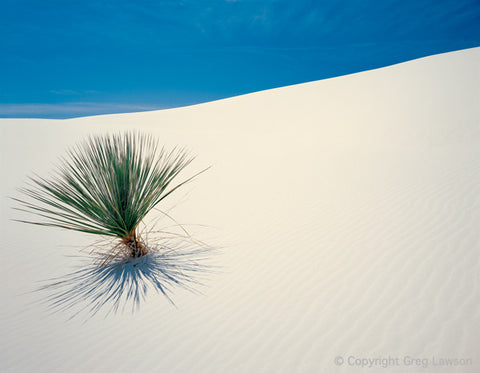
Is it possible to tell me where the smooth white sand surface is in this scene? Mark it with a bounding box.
[1,47,479,372]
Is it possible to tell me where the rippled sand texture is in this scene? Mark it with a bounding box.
[1,47,479,373]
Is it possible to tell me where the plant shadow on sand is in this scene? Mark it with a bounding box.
[36,218,218,319]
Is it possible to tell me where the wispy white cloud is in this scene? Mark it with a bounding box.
[48,89,101,96]
[0,102,165,119]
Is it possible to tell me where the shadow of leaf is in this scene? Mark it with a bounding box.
[37,239,217,319]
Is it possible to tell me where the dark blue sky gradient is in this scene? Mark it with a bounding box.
[1,0,479,118]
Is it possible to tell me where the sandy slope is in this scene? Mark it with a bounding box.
[1,47,479,373]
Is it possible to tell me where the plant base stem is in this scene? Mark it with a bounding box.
[123,232,147,257]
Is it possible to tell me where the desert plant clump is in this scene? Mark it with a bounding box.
[14,132,205,260]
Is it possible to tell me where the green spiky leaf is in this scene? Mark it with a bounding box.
[14,132,205,239]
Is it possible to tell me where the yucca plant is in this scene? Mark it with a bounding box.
[14,132,204,259]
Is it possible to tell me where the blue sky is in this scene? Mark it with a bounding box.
[1,0,479,118]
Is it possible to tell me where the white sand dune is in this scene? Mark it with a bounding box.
[1,47,479,373]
